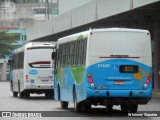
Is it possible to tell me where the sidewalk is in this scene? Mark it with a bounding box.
[153,89,160,98]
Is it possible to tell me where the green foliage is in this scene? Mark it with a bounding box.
[0,31,20,58]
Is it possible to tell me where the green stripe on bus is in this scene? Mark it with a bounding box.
[70,66,85,84]
[56,66,85,84]
[77,35,83,41]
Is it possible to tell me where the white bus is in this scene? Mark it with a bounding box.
[10,42,55,98]
[53,28,152,112]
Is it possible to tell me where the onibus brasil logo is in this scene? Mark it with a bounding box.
[0,2,16,13]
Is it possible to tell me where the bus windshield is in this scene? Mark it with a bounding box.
[27,47,53,68]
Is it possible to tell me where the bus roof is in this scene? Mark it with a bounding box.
[58,28,149,44]
[13,42,54,53]
[58,31,89,44]
[25,42,54,48]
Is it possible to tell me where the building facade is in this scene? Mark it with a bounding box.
[0,0,94,81]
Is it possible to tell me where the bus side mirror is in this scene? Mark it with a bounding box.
[8,60,14,65]
[52,52,56,60]
[8,60,11,65]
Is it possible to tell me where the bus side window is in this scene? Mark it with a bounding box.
[58,45,61,67]
[80,40,83,65]
[83,38,87,65]
[76,41,79,66]
[61,44,64,67]
[71,42,74,66]
[73,41,76,66]
[68,42,72,66]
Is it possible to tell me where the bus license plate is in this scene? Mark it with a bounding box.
[30,79,34,83]
[42,80,49,82]
[114,81,124,85]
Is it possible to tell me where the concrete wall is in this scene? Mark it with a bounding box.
[59,0,93,15]
[97,0,131,19]
[53,12,72,33]
[27,0,159,41]
[27,20,53,42]
[71,0,97,28]
[133,0,159,8]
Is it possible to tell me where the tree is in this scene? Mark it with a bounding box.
[0,31,20,58]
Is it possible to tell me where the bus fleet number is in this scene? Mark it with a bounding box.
[97,64,110,68]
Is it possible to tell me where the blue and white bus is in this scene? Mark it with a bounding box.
[52,28,152,112]
[9,42,55,98]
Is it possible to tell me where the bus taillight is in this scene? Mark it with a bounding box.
[88,78,93,83]
[146,79,150,84]
[145,74,151,84]
[88,74,93,83]
[26,75,29,80]
[27,47,32,50]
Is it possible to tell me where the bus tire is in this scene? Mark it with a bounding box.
[121,104,129,113]
[10,81,13,91]
[13,92,18,97]
[106,104,113,112]
[20,92,24,98]
[129,104,138,113]
[58,85,60,100]
[24,91,30,99]
[61,101,69,109]
[73,89,82,112]
[84,104,91,112]
[45,91,53,99]
[18,81,20,93]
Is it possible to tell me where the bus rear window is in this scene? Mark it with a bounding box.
[28,61,51,68]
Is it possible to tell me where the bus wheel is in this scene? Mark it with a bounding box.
[121,104,129,113]
[58,85,60,100]
[84,104,91,112]
[73,90,82,112]
[61,101,69,109]
[11,81,13,91]
[106,104,113,112]
[45,92,53,99]
[20,92,24,98]
[18,81,20,93]
[129,104,138,113]
[24,91,30,99]
[13,92,18,97]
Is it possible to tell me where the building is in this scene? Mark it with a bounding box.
[0,0,59,30]
[0,0,94,81]
[0,0,92,27]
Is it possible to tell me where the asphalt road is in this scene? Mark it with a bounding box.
[0,81,160,120]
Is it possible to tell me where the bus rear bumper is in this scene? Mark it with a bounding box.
[86,88,152,104]
[25,84,53,90]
